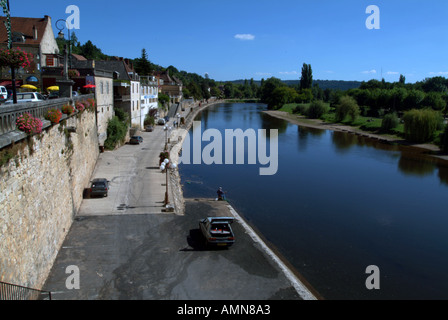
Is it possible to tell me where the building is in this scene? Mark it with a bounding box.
[95,57,145,129]
[66,55,114,146]
[154,70,183,103]
[0,15,59,91]
[140,76,159,128]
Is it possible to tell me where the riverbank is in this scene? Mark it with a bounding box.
[264,110,448,162]
[167,99,226,215]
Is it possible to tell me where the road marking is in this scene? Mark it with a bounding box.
[226,204,317,300]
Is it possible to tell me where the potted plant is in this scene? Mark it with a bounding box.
[45,108,62,124]
[75,101,85,113]
[16,113,43,135]
[62,104,75,115]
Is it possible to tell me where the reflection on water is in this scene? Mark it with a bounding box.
[180,103,448,299]
[330,130,448,182]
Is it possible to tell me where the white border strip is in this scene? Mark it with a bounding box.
[227,204,317,300]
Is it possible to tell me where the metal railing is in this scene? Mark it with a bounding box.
[0,281,52,300]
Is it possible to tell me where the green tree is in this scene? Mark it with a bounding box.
[381,113,399,132]
[422,92,447,111]
[404,89,425,110]
[259,77,285,106]
[307,100,329,119]
[399,74,406,85]
[403,109,442,142]
[269,87,298,110]
[223,82,234,99]
[335,95,360,122]
[300,63,313,90]
[134,48,153,76]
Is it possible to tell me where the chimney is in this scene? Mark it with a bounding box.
[33,25,37,40]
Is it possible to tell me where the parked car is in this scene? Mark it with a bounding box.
[0,86,8,102]
[90,178,109,197]
[48,91,59,99]
[72,91,80,97]
[164,116,170,123]
[129,136,143,145]
[4,92,46,104]
[199,217,236,247]
[145,125,154,132]
[157,118,166,125]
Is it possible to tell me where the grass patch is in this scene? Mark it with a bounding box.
[278,103,301,114]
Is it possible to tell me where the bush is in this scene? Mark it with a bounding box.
[403,109,442,143]
[307,100,329,119]
[293,104,309,115]
[335,96,360,122]
[381,113,399,132]
[104,116,128,150]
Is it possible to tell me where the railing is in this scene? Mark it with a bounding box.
[0,94,94,136]
[0,281,52,300]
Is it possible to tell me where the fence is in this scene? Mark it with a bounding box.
[0,281,52,300]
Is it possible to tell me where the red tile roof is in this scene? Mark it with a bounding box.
[0,16,50,45]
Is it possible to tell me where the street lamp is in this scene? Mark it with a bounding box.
[163,125,172,150]
[56,19,72,69]
[160,158,177,206]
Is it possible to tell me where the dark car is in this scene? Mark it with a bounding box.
[90,178,109,197]
[145,125,154,132]
[129,136,143,144]
[199,217,235,247]
[164,116,170,123]
[48,91,59,99]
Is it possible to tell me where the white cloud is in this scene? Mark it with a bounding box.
[234,34,255,41]
[361,69,377,74]
[386,71,400,75]
[279,71,298,75]
[429,71,448,76]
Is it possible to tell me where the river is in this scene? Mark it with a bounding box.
[178,102,448,300]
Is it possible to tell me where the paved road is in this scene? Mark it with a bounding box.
[43,200,305,300]
[42,104,317,300]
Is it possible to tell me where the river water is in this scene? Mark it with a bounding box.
[178,102,448,300]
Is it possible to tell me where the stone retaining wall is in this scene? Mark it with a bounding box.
[0,109,99,290]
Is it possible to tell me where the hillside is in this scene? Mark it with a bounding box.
[229,79,362,91]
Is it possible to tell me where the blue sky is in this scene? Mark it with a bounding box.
[10,0,448,83]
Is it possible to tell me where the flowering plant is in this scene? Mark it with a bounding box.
[45,108,62,124]
[62,104,75,115]
[0,47,33,69]
[87,98,96,107]
[62,69,80,78]
[16,113,43,135]
[75,101,85,112]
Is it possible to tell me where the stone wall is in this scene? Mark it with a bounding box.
[0,109,99,290]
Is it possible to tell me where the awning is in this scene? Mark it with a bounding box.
[26,76,39,82]
[0,80,22,87]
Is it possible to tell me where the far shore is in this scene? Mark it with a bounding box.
[264,109,448,163]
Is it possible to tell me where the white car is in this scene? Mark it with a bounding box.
[157,118,166,125]
[4,92,45,104]
[0,86,8,102]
